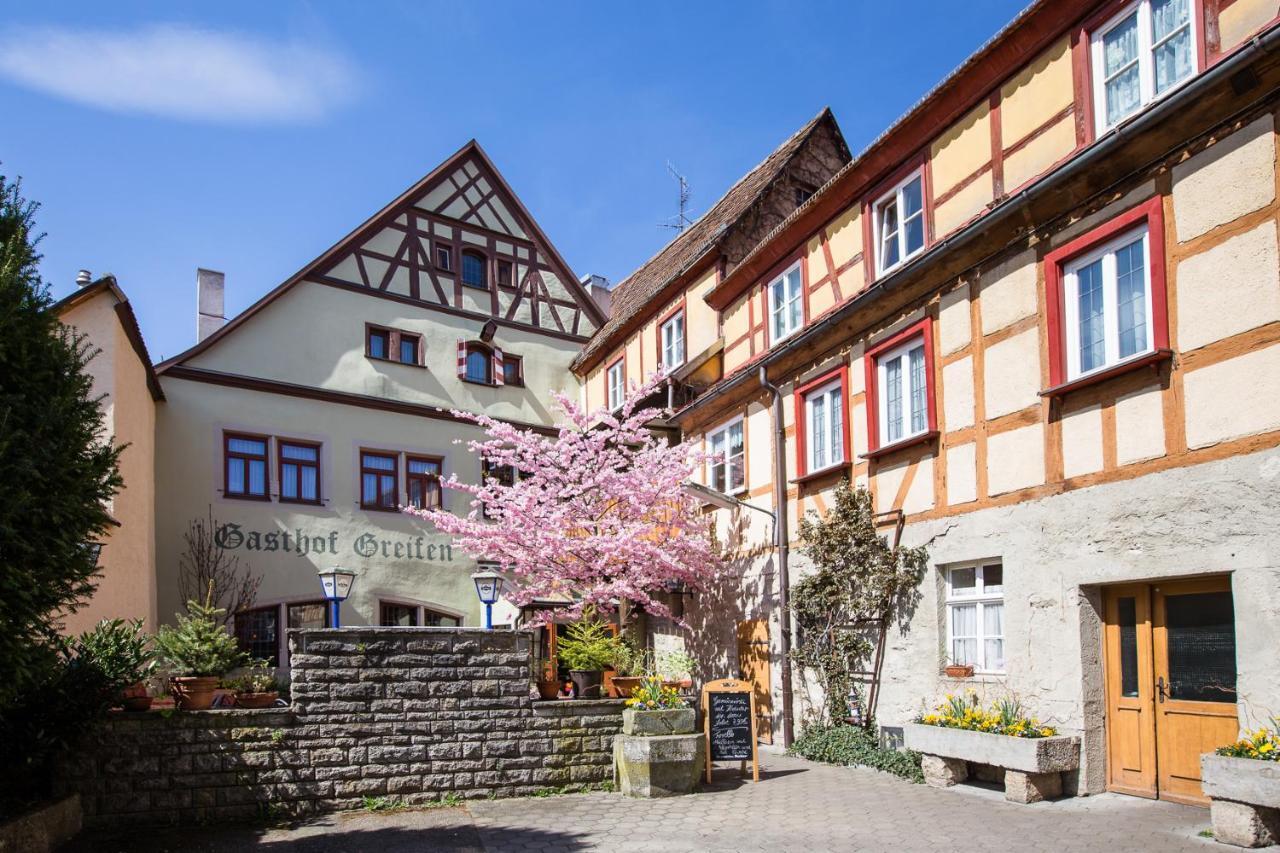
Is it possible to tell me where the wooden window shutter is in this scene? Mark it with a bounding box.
[493,347,505,387]
[456,339,466,378]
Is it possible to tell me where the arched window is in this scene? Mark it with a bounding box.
[461,250,487,289]
[465,343,492,384]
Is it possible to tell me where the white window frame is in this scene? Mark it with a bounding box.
[705,416,745,495]
[872,169,926,277]
[660,310,685,371]
[944,562,1005,674]
[1062,224,1154,381]
[767,261,804,344]
[875,335,929,448]
[1090,0,1199,135]
[803,378,845,474]
[606,359,625,411]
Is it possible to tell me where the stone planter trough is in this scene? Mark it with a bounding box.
[903,723,1080,804]
[0,794,82,853]
[613,707,704,798]
[1201,754,1280,848]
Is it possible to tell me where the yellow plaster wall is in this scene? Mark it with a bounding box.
[686,266,721,359]
[931,101,993,196]
[722,292,752,374]
[1002,116,1075,192]
[825,204,862,270]
[934,171,995,239]
[1218,0,1280,52]
[999,37,1073,148]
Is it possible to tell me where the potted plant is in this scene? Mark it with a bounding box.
[608,639,649,699]
[226,660,281,708]
[154,598,246,710]
[536,658,560,700]
[944,661,975,678]
[556,614,619,699]
[120,681,152,712]
[621,676,695,734]
[655,647,697,691]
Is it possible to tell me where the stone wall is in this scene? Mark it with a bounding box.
[58,628,624,828]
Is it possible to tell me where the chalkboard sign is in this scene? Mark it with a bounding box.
[701,678,760,783]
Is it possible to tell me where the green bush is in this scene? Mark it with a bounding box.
[556,615,619,672]
[788,724,923,783]
[155,599,245,677]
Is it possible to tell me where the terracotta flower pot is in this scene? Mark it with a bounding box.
[944,664,975,678]
[537,678,561,700]
[569,670,603,699]
[234,691,279,709]
[610,676,645,699]
[170,676,220,711]
[121,681,149,700]
[121,695,153,712]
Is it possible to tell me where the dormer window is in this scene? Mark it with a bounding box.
[462,250,487,289]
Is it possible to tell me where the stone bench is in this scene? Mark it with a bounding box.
[1202,754,1280,848]
[903,723,1080,804]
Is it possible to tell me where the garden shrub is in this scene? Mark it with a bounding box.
[789,724,923,783]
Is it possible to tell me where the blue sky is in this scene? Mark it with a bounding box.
[2,1,1027,362]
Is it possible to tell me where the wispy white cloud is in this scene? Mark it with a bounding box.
[0,23,361,123]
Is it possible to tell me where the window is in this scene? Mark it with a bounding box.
[367,327,389,360]
[406,455,442,510]
[1091,0,1197,134]
[660,310,685,371]
[606,358,625,410]
[706,418,745,494]
[794,184,817,207]
[360,451,398,510]
[234,606,279,667]
[424,608,461,627]
[798,371,847,477]
[461,250,487,289]
[224,433,269,499]
[502,354,524,386]
[496,260,514,287]
[945,563,1005,673]
[435,244,453,271]
[1044,198,1169,389]
[465,344,493,384]
[278,441,320,504]
[380,602,418,626]
[482,461,518,519]
[873,171,926,276]
[287,601,329,631]
[399,334,420,365]
[865,319,936,453]
[767,262,803,343]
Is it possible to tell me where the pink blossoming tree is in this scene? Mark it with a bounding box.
[403,374,722,623]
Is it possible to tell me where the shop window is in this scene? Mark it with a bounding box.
[278,440,321,504]
[461,250,487,289]
[224,433,269,500]
[660,310,685,371]
[1044,197,1169,390]
[502,354,524,387]
[945,562,1005,673]
[767,261,803,343]
[406,455,443,510]
[865,319,936,453]
[360,451,398,510]
[424,608,461,627]
[380,602,418,626]
[606,357,625,410]
[796,368,848,478]
[234,605,279,667]
[706,417,745,494]
[1090,0,1197,134]
[873,170,926,276]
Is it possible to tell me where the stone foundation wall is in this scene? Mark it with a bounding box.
[57,628,623,828]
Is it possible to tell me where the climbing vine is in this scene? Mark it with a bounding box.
[790,481,928,725]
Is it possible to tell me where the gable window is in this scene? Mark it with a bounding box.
[224,433,269,499]
[406,455,442,510]
[399,333,420,365]
[1044,197,1169,390]
[1091,0,1197,134]
[768,261,804,343]
[461,250,487,289]
[865,319,936,453]
[873,170,926,276]
[606,358,625,410]
[706,417,745,494]
[360,451,398,510]
[945,562,1005,673]
[797,369,848,478]
[465,344,493,384]
[435,244,453,271]
[660,310,685,371]
[496,260,514,287]
[367,324,421,366]
[794,183,817,207]
[502,354,524,387]
[367,328,390,360]
[278,440,321,504]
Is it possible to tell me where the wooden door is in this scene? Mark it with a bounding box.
[736,619,773,745]
[1152,577,1239,806]
[1102,577,1238,805]
[1102,585,1158,798]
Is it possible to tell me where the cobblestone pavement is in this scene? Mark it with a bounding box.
[68,752,1221,853]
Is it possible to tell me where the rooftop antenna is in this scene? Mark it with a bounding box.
[658,162,694,233]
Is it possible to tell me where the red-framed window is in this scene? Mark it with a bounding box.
[406,455,443,510]
[224,432,271,500]
[864,156,933,281]
[864,318,938,454]
[659,306,686,372]
[360,450,399,511]
[794,366,852,479]
[278,440,321,505]
[606,356,625,410]
[765,258,806,345]
[1043,196,1170,392]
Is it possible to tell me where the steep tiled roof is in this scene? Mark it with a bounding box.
[572,108,840,373]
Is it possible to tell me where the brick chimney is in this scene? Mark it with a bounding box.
[196,268,226,343]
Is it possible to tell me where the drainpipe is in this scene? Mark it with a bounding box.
[758,366,794,748]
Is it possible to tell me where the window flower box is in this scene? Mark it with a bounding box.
[903,722,1080,804]
[1201,754,1280,848]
